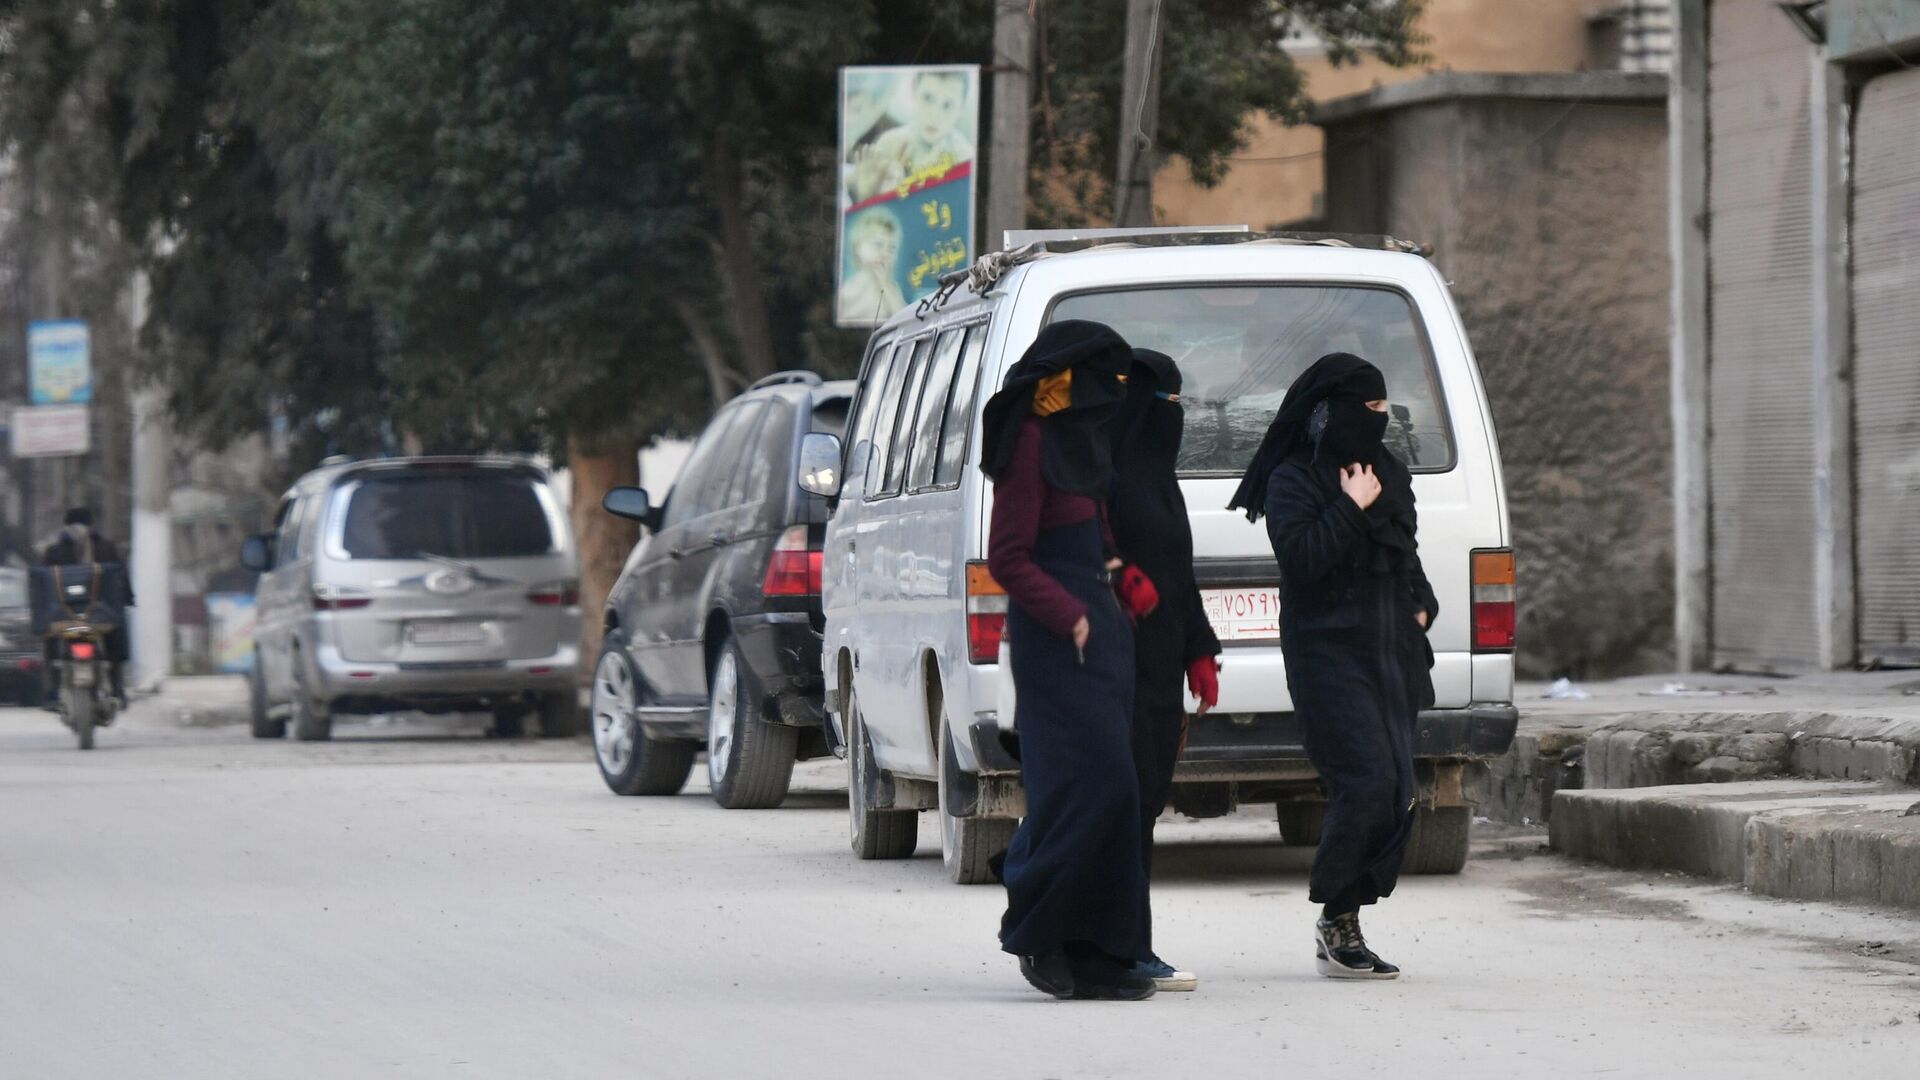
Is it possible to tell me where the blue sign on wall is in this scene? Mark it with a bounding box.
[28,320,92,405]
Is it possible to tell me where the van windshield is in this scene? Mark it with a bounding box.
[335,471,557,560]
[1049,285,1453,473]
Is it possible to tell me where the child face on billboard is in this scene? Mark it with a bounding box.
[913,74,966,147]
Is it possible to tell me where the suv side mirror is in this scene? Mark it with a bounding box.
[240,534,274,573]
[602,486,661,529]
[796,433,843,498]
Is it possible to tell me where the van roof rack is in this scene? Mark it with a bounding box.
[747,370,823,392]
[917,228,1434,320]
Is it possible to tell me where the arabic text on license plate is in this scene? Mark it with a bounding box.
[1201,587,1281,642]
[409,621,486,646]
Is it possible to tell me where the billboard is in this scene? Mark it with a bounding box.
[835,65,978,328]
[28,320,92,404]
[10,404,90,458]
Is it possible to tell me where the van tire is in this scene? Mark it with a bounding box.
[847,689,917,860]
[1274,802,1326,847]
[938,717,1015,885]
[1404,805,1471,875]
[289,664,332,742]
[706,637,798,809]
[250,659,285,739]
[592,638,696,796]
[538,690,582,737]
[489,703,525,739]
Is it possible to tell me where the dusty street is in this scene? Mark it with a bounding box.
[2,699,1916,1080]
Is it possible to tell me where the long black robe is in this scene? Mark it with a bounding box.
[1263,446,1437,908]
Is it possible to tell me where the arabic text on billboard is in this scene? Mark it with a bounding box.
[28,320,92,405]
[836,65,978,328]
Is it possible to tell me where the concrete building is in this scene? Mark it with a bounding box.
[1669,0,1920,672]
[1156,0,1672,230]
[1317,72,1673,679]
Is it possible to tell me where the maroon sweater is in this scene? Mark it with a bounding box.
[987,418,1102,639]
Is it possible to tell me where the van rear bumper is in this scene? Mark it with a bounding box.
[308,642,578,701]
[1178,704,1518,768]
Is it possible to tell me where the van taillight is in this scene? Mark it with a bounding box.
[1471,549,1516,652]
[966,562,1007,664]
[528,581,580,606]
[762,526,822,597]
[311,584,371,611]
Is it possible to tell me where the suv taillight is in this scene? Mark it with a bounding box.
[762,525,822,597]
[966,562,1007,664]
[528,581,580,606]
[311,584,371,611]
[1471,549,1516,652]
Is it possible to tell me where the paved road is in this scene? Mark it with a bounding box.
[3,700,1917,1079]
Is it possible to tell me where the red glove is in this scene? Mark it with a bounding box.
[1117,565,1160,619]
[1186,656,1220,714]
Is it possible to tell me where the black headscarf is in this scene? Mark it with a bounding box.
[979,320,1133,496]
[1108,349,1192,590]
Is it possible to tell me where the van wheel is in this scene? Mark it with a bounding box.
[847,689,917,860]
[706,638,798,809]
[1169,782,1236,820]
[1404,805,1472,875]
[489,702,526,739]
[592,640,696,796]
[938,716,1015,885]
[289,665,332,742]
[1273,802,1326,847]
[249,658,285,739]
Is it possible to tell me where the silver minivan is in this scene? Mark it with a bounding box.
[242,456,582,741]
[800,232,1518,883]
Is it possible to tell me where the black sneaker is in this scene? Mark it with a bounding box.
[1315,912,1400,980]
[1066,950,1157,1001]
[1131,953,1198,992]
[1018,950,1075,999]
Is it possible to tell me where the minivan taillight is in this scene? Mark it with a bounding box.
[1471,549,1516,652]
[966,562,1007,664]
[528,581,580,606]
[311,584,371,611]
[762,525,822,597]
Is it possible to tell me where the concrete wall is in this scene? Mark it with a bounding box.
[1155,0,1612,229]
[1320,81,1673,678]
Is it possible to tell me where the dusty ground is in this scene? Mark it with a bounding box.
[2,697,1916,1079]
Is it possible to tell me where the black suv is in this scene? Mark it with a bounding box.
[591,372,852,808]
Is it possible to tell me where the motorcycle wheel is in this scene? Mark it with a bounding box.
[69,677,94,751]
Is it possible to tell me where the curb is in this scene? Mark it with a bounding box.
[1549,780,1920,911]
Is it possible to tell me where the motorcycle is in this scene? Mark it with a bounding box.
[52,622,119,750]
[32,562,129,751]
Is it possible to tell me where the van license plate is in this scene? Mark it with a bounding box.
[1200,587,1281,642]
[408,621,487,646]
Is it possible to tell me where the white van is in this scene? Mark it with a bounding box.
[797,232,1517,884]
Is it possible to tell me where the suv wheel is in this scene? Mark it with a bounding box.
[592,639,695,796]
[1404,804,1471,875]
[289,661,332,742]
[846,688,917,860]
[249,656,285,739]
[705,637,798,809]
[938,715,1016,885]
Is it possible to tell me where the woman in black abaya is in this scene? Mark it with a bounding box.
[1106,349,1221,992]
[982,320,1155,1001]
[1227,352,1438,981]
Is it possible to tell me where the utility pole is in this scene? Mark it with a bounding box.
[986,0,1035,251]
[1113,0,1162,227]
[127,271,172,690]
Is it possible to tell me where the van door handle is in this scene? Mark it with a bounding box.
[708,532,730,546]
[668,548,686,560]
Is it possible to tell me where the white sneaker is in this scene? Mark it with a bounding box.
[1134,954,1198,992]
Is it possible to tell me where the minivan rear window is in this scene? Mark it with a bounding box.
[0,569,26,608]
[333,471,557,560]
[1049,285,1453,473]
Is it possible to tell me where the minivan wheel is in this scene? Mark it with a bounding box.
[846,689,917,860]
[592,641,695,796]
[937,716,1016,885]
[705,638,798,810]
[289,664,332,742]
[537,689,581,737]
[1403,804,1472,875]
[1274,802,1326,847]
[249,657,285,739]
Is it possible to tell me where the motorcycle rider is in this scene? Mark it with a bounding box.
[41,508,132,708]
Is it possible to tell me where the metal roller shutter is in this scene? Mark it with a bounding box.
[1705,1,1819,669]
[1852,67,1920,666]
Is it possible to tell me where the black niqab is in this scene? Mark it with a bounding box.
[979,320,1133,496]
[1108,349,1192,591]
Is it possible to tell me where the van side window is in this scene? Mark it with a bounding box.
[276,496,307,565]
[846,342,901,488]
[663,404,744,528]
[863,338,923,501]
[877,336,934,498]
[932,323,990,488]
[906,327,968,492]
